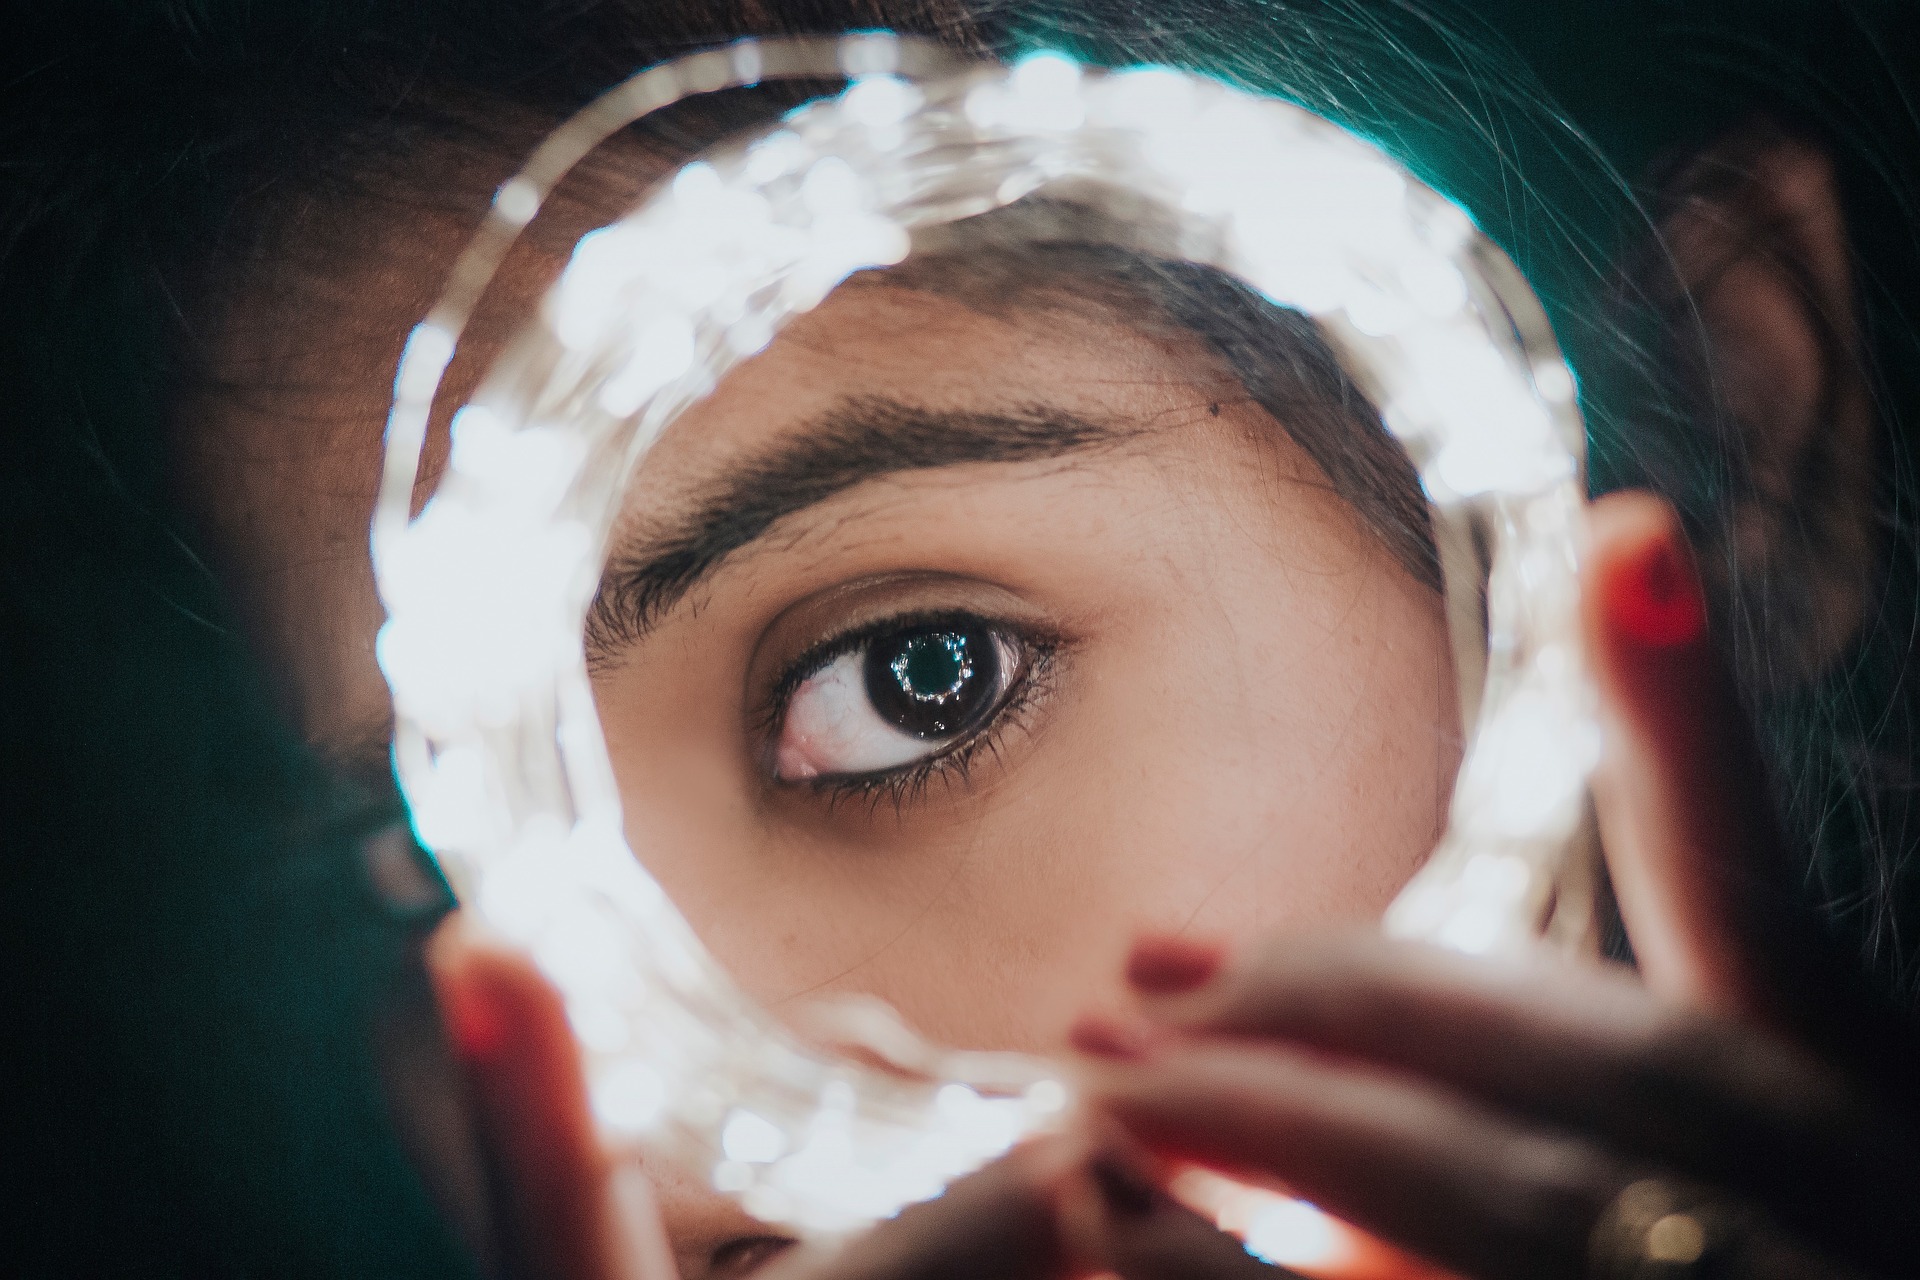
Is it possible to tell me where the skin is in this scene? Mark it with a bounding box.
[172,122,1456,1277]
[595,279,1457,1049]
[433,497,1920,1280]
[169,84,1907,1280]
[1078,497,1920,1280]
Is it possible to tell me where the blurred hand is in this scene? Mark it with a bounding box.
[1075,491,1920,1280]
[429,923,1120,1280]
[422,491,1920,1280]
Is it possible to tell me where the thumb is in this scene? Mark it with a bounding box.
[1580,490,1920,1092]
[1581,489,1798,1024]
[430,919,679,1280]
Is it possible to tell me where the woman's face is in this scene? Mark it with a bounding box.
[593,273,1458,1048]
[173,128,1458,1276]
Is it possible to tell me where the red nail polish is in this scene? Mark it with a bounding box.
[1069,1013,1155,1061]
[1126,934,1225,995]
[442,979,507,1062]
[1608,534,1707,648]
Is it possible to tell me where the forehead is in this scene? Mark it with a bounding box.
[166,120,1295,741]
[633,275,1244,482]
[175,121,1249,502]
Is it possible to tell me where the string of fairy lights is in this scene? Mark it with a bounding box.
[373,32,1596,1248]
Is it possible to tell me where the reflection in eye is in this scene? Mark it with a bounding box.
[770,615,1046,791]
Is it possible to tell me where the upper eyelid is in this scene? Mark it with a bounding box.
[586,399,1130,661]
[765,608,1052,720]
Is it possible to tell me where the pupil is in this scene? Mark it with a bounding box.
[864,625,1000,739]
[898,636,966,697]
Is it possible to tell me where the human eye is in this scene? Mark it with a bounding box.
[766,612,1053,800]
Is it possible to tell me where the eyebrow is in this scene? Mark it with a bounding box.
[584,394,1135,657]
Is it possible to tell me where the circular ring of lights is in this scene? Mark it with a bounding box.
[373,33,1598,1239]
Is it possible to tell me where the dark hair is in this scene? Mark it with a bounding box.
[5,2,1918,1274]
[874,203,1440,589]
[993,0,1920,998]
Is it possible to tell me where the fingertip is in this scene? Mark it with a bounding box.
[425,918,507,1063]
[432,927,567,1030]
[1068,1012,1160,1062]
[1126,934,1227,996]
[1583,493,1800,1023]
[427,926,583,1111]
[1585,487,1680,548]
[1586,492,1707,653]
[440,965,511,1063]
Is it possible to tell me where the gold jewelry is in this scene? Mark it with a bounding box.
[1588,1178,1873,1280]
[1589,1178,1727,1279]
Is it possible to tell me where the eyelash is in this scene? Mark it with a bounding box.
[761,610,1058,814]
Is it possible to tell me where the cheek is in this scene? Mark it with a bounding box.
[588,486,1457,1057]
[172,408,398,748]
[597,643,1023,1040]
[1022,581,1450,941]
[834,560,1455,1051]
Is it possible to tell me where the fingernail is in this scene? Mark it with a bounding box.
[440,974,507,1062]
[1069,1012,1158,1061]
[1608,531,1706,649]
[1126,934,1225,995]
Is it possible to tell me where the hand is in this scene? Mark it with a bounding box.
[427,923,1113,1280]
[1074,492,1920,1280]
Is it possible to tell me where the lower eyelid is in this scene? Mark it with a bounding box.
[813,639,1055,801]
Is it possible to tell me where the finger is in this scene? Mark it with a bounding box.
[1126,934,1229,996]
[1582,492,1920,1091]
[1060,1143,1327,1280]
[1096,1192,1298,1280]
[1582,490,1797,1022]
[1111,933,1920,1270]
[429,920,675,1280]
[1083,1038,1624,1280]
[758,1136,1090,1280]
[1117,1169,1461,1280]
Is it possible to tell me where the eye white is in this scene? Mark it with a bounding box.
[772,633,1015,782]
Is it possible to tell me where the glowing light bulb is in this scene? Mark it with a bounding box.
[375,35,1595,1241]
[723,1110,789,1164]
